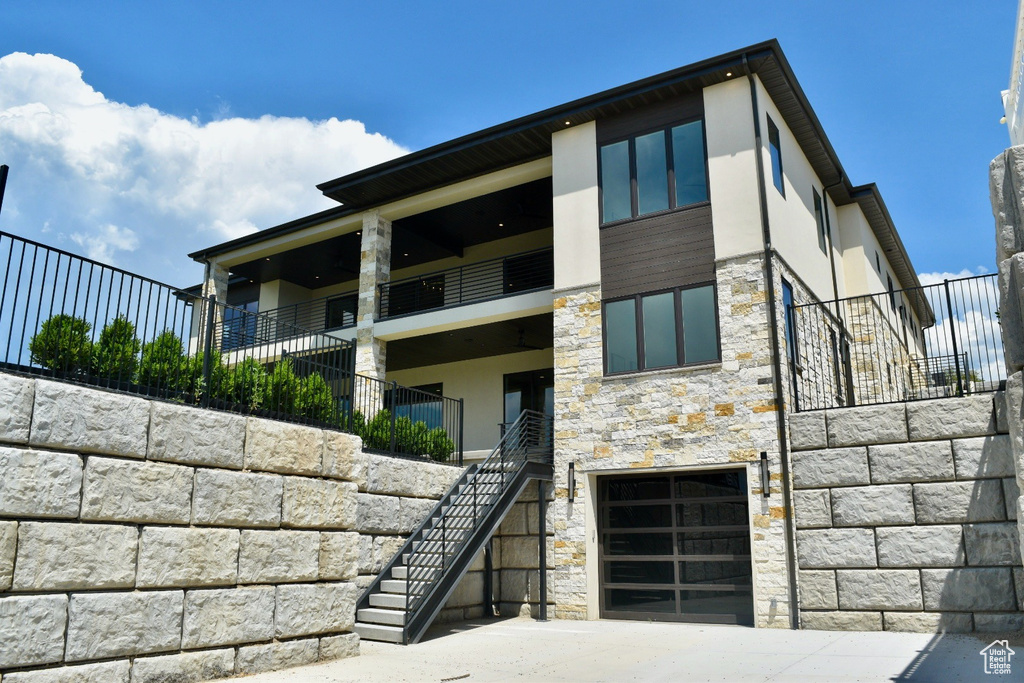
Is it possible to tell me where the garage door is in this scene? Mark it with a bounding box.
[598,469,753,625]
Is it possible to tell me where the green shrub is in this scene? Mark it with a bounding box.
[180,350,230,399]
[29,314,92,372]
[138,331,186,390]
[91,316,141,381]
[226,357,268,410]
[265,358,300,414]
[423,426,456,462]
[361,408,393,450]
[346,409,367,437]
[298,372,337,424]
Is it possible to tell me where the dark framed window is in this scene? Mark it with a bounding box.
[875,251,881,273]
[386,382,444,429]
[325,293,357,329]
[603,284,718,375]
[223,300,258,350]
[781,280,798,367]
[767,116,784,196]
[887,275,895,311]
[599,119,709,224]
[813,189,827,254]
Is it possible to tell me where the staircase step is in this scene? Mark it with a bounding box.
[369,592,407,609]
[390,565,407,580]
[358,607,406,626]
[354,622,404,644]
[381,579,410,593]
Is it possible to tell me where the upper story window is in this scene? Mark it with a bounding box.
[599,119,708,224]
[875,251,881,273]
[767,116,784,196]
[813,189,826,254]
[603,283,718,375]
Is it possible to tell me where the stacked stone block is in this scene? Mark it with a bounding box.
[991,147,1024,574]
[789,394,1021,632]
[0,374,462,681]
[493,481,556,618]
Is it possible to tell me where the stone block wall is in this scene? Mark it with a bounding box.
[494,481,555,618]
[0,373,462,681]
[789,393,1022,632]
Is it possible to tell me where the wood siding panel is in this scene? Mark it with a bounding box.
[600,204,716,299]
[597,92,705,143]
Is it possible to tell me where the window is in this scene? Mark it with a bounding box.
[325,293,357,329]
[603,284,718,374]
[813,189,827,254]
[781,280,798,367]
[223,300,258,350]
[887,275,895,312]
[386,274,445,316]
[599,120,708,223]
[386,383,444,429]
[875,251,881,273]
[767,116,784,196]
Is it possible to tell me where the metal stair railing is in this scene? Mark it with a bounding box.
[402,409,552,643]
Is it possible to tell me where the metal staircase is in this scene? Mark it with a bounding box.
[354,410,554,645]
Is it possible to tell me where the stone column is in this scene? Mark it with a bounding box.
[990,147,1024,567]
[354,210,391,381]
[193,260,229,354]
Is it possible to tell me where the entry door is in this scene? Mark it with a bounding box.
[598,469,753,625]
[503,369,553,423]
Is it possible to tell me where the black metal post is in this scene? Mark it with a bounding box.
[538,480,547,621]
[200,295,216,406]
[943,279,964,396]
[484,538,494,617]
[0,165,9,217]
[458,398,465,466]
[389,380,398,455]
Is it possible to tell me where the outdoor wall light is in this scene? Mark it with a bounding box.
[567,462,575,502]
[760,452,770,498]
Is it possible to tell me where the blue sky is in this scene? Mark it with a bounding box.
[0,1,1016,286]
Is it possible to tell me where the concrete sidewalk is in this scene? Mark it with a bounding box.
[235,617,1011,682]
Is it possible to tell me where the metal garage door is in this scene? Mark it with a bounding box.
[598,469,754,625]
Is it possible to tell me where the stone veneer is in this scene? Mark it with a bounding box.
[550,252,792,627]
[0,373,463,681]
[789,393,1022,632]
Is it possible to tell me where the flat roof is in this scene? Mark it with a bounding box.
[189,39,924,312]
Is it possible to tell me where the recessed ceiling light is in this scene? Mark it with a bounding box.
[315,276,320,279]
[565,121,571,125]
[403,253,409,256]
[498,223,504,227]
[265,258,270,261]
[726,71,732,77]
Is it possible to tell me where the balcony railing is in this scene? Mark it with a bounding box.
[377,247,553,320]
[786,273,1003,412]
[232,290,357,348]
[0,230,463,464]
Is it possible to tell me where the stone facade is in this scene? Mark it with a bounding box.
[788,394,1021,632]
[0,374,463,679]
[550,253,792,627]
[991,147,1024,577]
[355,210,392,381]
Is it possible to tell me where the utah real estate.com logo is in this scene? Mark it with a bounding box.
[980,640,1015,675]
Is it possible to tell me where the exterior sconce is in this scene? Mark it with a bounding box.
[568,462,575,502]
[760,452,770,498]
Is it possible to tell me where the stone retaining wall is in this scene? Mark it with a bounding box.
[0,373,462,681]
[788,393,1022,632]
[494,481,555,618]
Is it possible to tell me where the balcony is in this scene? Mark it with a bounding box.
[246,290,358,347]
[377,247,553,321]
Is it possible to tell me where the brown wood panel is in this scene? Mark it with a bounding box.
[600,205,715,299]
[597,91,704,143]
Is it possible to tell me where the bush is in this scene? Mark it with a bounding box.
[226,357,268,410]
[29,314,92,372]
[180,350,230,399]
[91,316,141,381]
[265,358,300,414]
[298,372,337,424]
[361,408,393,450]
[138,331,186,390]
[423,426,456,462]
[356,409,454,460]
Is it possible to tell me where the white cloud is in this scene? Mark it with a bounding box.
[0,52,408,284]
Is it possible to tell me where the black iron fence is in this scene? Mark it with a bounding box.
[252,290,358,342]
[0,230,462,463]
[787,273,1003,411]
[378,246,553,320]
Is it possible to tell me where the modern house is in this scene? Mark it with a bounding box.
[187,40,932,637]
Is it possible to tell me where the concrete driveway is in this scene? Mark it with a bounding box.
[235,617,1013,682]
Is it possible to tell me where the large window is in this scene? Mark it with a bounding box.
[603,284,718,374]
[767,116,784,196]
[599,120,708,224]
[325,293,357,329]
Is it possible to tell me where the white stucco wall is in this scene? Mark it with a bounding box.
[704,78,763,259]
[552,121,601,290]
[754,76,843,303]
[386,348,553,454]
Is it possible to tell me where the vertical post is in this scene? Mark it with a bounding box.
[944,279,964,396]
[458,398,465,466]
[389,380,398,455]
[538,480,548,622]
[201,295,216,407]
[484,538,494,617]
